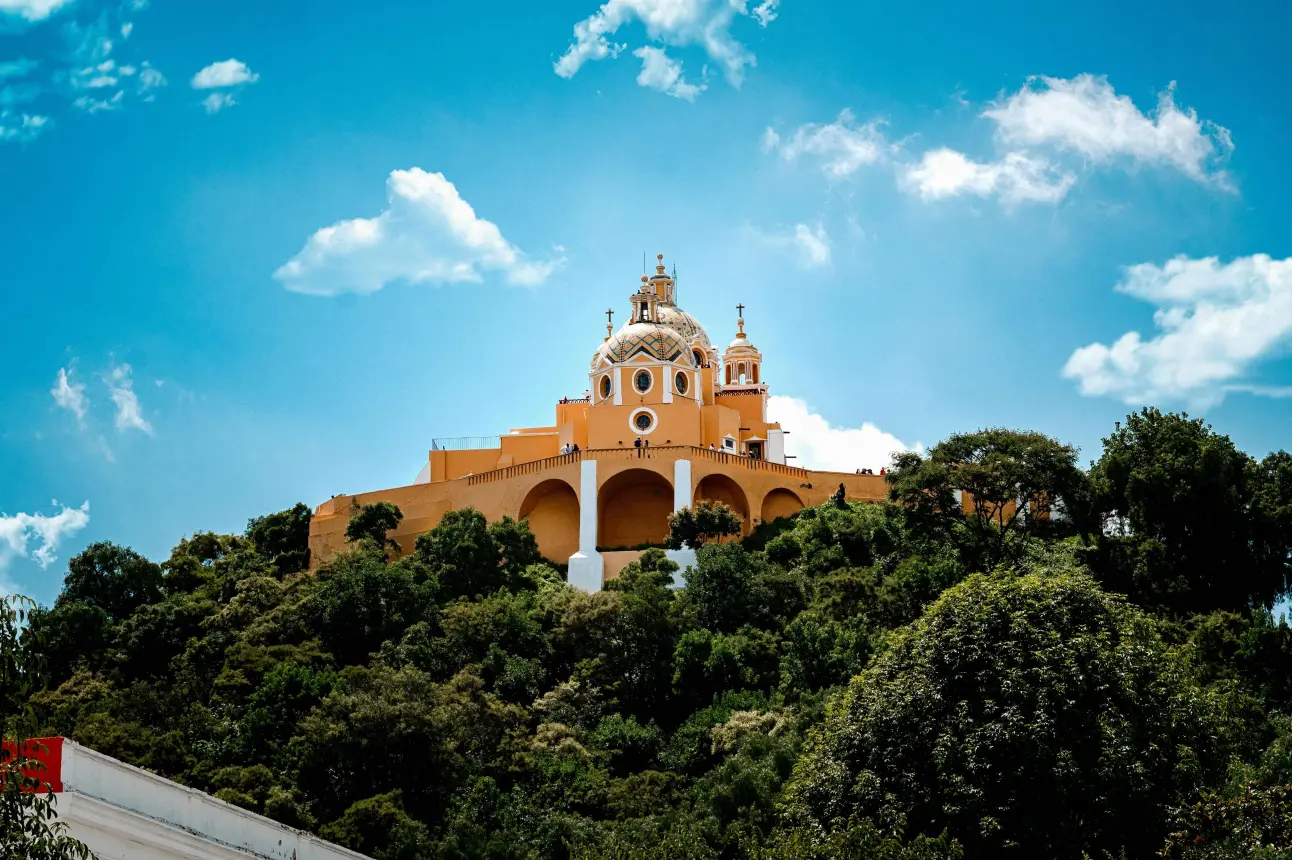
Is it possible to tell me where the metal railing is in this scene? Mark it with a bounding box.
[432,436,501,451]
[466,451,582,485]
[462,444,809,486]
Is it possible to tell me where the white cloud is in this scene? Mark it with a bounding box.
[1062,254,1292,407]
[554,0,771,93]
[768,396,920,472]
[201,91,235,113]
[190,58,258,89]
[632,46,705,101]
[106,363,153,435]
[762,109,889,178]
[275,168,562,296]
[0,502,90,587]
[0,111,47,142]
[760,222,831,268]
[984,75,1233,186]
[752,0,777,27]
[51,367,88,423]
[0,0,73,22]
[903,147,1075,205]
[0,59,38,80]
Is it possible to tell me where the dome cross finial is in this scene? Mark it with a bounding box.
[736,303,746,336]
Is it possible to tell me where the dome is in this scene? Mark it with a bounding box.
[655,303,712,349]
[600,322,690,365]
[725,331,760,354]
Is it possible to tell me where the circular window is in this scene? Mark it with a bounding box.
[675,372,689,395]
[635,370,652,393]
[600,375,612,398]
[635,412,653,431]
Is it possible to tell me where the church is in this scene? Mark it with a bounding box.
[307,255,890,589]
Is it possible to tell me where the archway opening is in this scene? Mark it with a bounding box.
[761,488,804,524]
[696,474,750,536]
[598,468,673,550]
[519,479,580,563]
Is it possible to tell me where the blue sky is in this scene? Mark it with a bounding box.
[2,0,1291,605]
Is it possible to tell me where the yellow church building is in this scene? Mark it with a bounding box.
[308,255,890,589]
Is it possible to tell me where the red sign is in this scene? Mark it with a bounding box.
[0,736,64,793]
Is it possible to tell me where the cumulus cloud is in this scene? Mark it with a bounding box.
[190,58,256,112]
[0,501,90,587]
[106,363,153,435]
[768,396,920,472]
[903,147,1075,205]
[554,0,773,95]
[984,74,1233,186]
[762,109,889,178]
[0,0,73,23]
[1062,254,1292,407]
[191,58,258,89]
[632,46,705,101]
[51,367,88,422]
[275,168,562,296]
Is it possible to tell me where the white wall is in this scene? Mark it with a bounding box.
[55,740,369,860]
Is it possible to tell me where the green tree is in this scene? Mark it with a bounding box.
[783,570,1232,860]
[1162,783,1292,859]
[61,542,164,623]
[1086,408,1291,613]
[344,501,404,554]
[1,595,95,859]
[245,502,312,574]
[887,429,1088,562]
[415,508,504,600]
[667,501,743,549]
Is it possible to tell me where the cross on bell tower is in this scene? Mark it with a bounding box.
[604,307,614,340]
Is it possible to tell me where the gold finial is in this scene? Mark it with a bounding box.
[736,303,746,336]
[655,253,666,276]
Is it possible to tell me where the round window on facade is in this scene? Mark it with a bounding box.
[675,372,688,396]
[600,375,612,398]
[635,370,652,392]
[635,412,653,431]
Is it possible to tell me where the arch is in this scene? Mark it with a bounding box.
[519,479,580,562]
[761,488,804,524]
[696,473,750,535]
[751,363,760,383]
[599,468,673,549]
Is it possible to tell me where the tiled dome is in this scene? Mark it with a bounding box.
[600,322,689,365]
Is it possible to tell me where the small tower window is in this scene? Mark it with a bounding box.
[639,302,649,322]
[635,370,652,392]
[693,349,704,367]
[675,372,689,396]
[600,375,612,399]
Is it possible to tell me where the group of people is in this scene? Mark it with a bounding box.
[633,437,651,457]
[560,442,582,454]
[855,467,886,475]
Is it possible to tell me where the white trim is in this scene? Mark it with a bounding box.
[613,367,623,406]
[663,367,673,403]
[598,373,612,402]
[628,406,659,435]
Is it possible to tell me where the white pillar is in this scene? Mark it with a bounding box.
[613,368,623,406]
[663,367,674,404]
[665,459,695,587]
[567,459,603,591]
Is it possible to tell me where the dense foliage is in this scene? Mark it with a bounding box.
[11,411,1292,859]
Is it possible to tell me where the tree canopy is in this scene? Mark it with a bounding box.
[8,409,1292,860]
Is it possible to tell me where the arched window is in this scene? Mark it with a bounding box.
[635,370,652,393]
[752,363,759,383]
[693,349,704,367]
